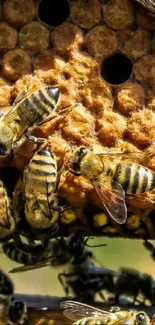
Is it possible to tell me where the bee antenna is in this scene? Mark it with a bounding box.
[67,140,74,153]
[85,243,107,248]
[82,237,107,248]
[69,168,81,176]
[86,240,107,248]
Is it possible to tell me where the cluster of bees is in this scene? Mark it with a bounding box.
[0,81,154,267]
[0,268,155,325]
[2,233,155,308]
[0,81,154,324]
[0,269,27,325]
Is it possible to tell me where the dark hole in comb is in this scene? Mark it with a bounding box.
[101,53,133,86]
[0,167,20,198]
[38,0,70,27]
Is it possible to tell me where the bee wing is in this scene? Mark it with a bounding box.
[60,301,116,321]
[85,264,120,276]
[12,87,29,107]
[9,263,48,273]
[9,260,51,273]
[3,84,38,123]
[92,180,127,224]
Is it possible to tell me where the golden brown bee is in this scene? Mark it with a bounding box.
[71,147,155,224]
[0,82,60,157]
[24,136,62,232]
[0,180,15,242]
[61,301,150,325]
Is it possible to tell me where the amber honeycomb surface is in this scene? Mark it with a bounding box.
[0,0,155,239]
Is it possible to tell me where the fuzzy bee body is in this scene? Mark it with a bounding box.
[72,147,155,224]
[0,85,60,156]
[24,143,60,232]
[0,180,15,242]
[61,301,151,325]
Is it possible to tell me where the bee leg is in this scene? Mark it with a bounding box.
[54,146,70,193]
[37,112,58,125]
[25,134,47,146]
[98,290,107,301]
[9,301,28,325]
[58,273,70,295]
[109,306,121,313]
[42,238,49,248]
[50,204,70,212]
[76,208,91,232]
[141,208,155,238]
[114,293,120,304]
[57,104,76,117]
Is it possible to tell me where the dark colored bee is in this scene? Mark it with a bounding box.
[56,233,119,302]
[0,269,27,325]
[4,235,78,273]
[113,267,155,306]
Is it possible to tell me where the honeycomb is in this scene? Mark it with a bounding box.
[0,0,155,240]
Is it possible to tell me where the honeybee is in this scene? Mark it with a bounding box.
[0,180,15,242]
[5,233,93,273]
[0,83,60,157]
[71,147,155,224]
[24,136,63,232]
[6,237,69,274]
[61,301,151,325]
[5,233,105,274]
[0,269,27,325]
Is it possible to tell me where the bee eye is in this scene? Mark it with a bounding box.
[136,313,145,324]
[78,147,87,157]
[72,162,80,171]
[0,143,7,156]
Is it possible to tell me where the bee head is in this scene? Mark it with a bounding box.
[67,233,85,256]
[72,147,89,173]
[135,312,149,325]
[0,142,7,156]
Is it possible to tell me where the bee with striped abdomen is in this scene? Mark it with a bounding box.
[24,136,64,232]
[0,180,15,242]
[5,237,69,274]
[0,270,27,325]
[71,147,155,224]
[61,301,151,325]
[2,239,46,267]
[0,81,60,157]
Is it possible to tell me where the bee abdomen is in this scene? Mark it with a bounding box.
[25,86,60,125]
[26,147,57,191]
[2,242,43,265]
[113,163,155,194]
